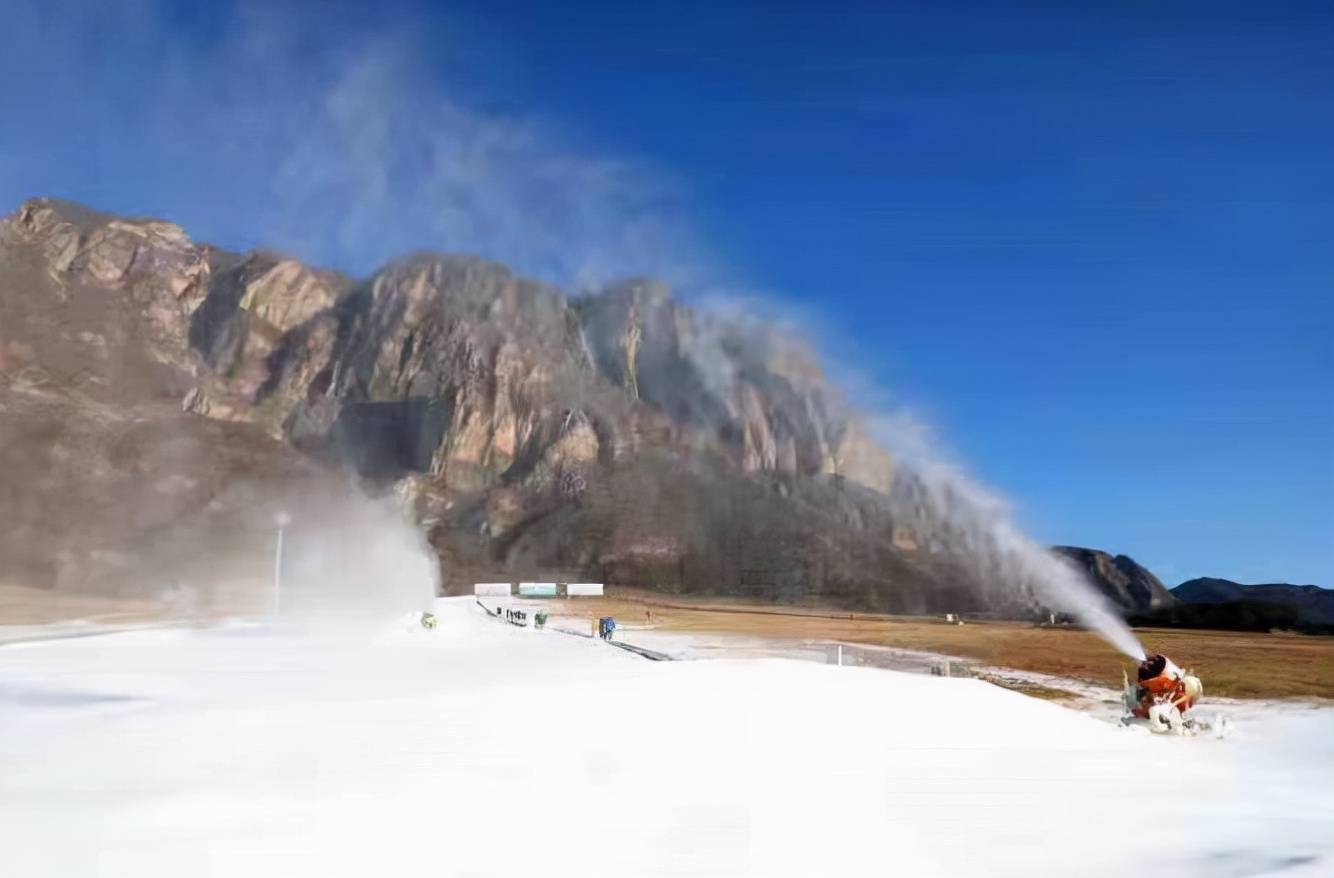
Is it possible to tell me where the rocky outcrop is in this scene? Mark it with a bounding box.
[2,195,893,505]
[1051,546,1177,614]
[576,281,894,491]
[0,200,347,600]
[8,199,211,370]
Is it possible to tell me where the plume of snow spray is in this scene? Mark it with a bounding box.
[875,417,1146,660]
[971,512,1147,661]
[674,299,1147,660]
[272,492,438,630]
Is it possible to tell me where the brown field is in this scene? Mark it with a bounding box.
[548,590,1334,700]
[0,581,266,628]
[0,582,168,626]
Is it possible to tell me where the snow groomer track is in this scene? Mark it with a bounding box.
[605,639,672,661]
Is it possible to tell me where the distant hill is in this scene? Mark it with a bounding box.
[1172,578,1334,626]
[1051,546,1177,614]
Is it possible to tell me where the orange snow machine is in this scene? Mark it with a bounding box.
[1121,653,1210,735]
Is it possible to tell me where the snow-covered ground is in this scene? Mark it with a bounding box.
[2,597,1331,877]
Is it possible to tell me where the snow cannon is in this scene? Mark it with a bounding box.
[1121,653,1215,735]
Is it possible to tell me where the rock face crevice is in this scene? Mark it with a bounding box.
[1,197,1040,611]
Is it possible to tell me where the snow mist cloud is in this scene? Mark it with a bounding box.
[866,412,1145,659]
[1,0,709,288]
[679,295,1146,659]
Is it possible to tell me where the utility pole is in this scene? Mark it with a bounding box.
[273,511,291,617]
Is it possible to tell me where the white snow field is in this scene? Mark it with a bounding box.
[2,597,1331,877]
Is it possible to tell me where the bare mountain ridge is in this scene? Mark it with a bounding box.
[1051,546,1331,625]
[1173,578,1334,626]
[1050,546,1177,613]
[1,197,1046,611]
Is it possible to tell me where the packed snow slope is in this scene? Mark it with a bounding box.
[2,598,1331,878]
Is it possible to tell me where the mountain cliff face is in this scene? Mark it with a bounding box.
[0,200,349,602]
[0,197,1002,610]
[1050,546,1177,614]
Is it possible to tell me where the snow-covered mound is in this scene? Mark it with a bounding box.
[1,597,1330,877]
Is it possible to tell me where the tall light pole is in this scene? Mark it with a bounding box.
[273,511,291,617]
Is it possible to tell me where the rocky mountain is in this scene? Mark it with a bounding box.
[5,197,999,612]
[1050,546,1177,614]
[1173,578,1334,626]
[20,196,1223,619]
[0,199,361,607]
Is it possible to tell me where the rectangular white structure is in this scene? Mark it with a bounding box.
[565,583,604,597]
[518,582,557,597]
[473,582,512,597]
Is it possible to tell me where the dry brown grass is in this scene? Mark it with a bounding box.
[547,590,1334,700]
[0,580,271,627]
[0,582,168,626]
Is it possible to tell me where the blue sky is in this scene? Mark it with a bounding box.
[3,1,1330,585]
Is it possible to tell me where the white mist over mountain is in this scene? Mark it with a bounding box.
[672,296,1146,658]
[860,410,1145,658]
